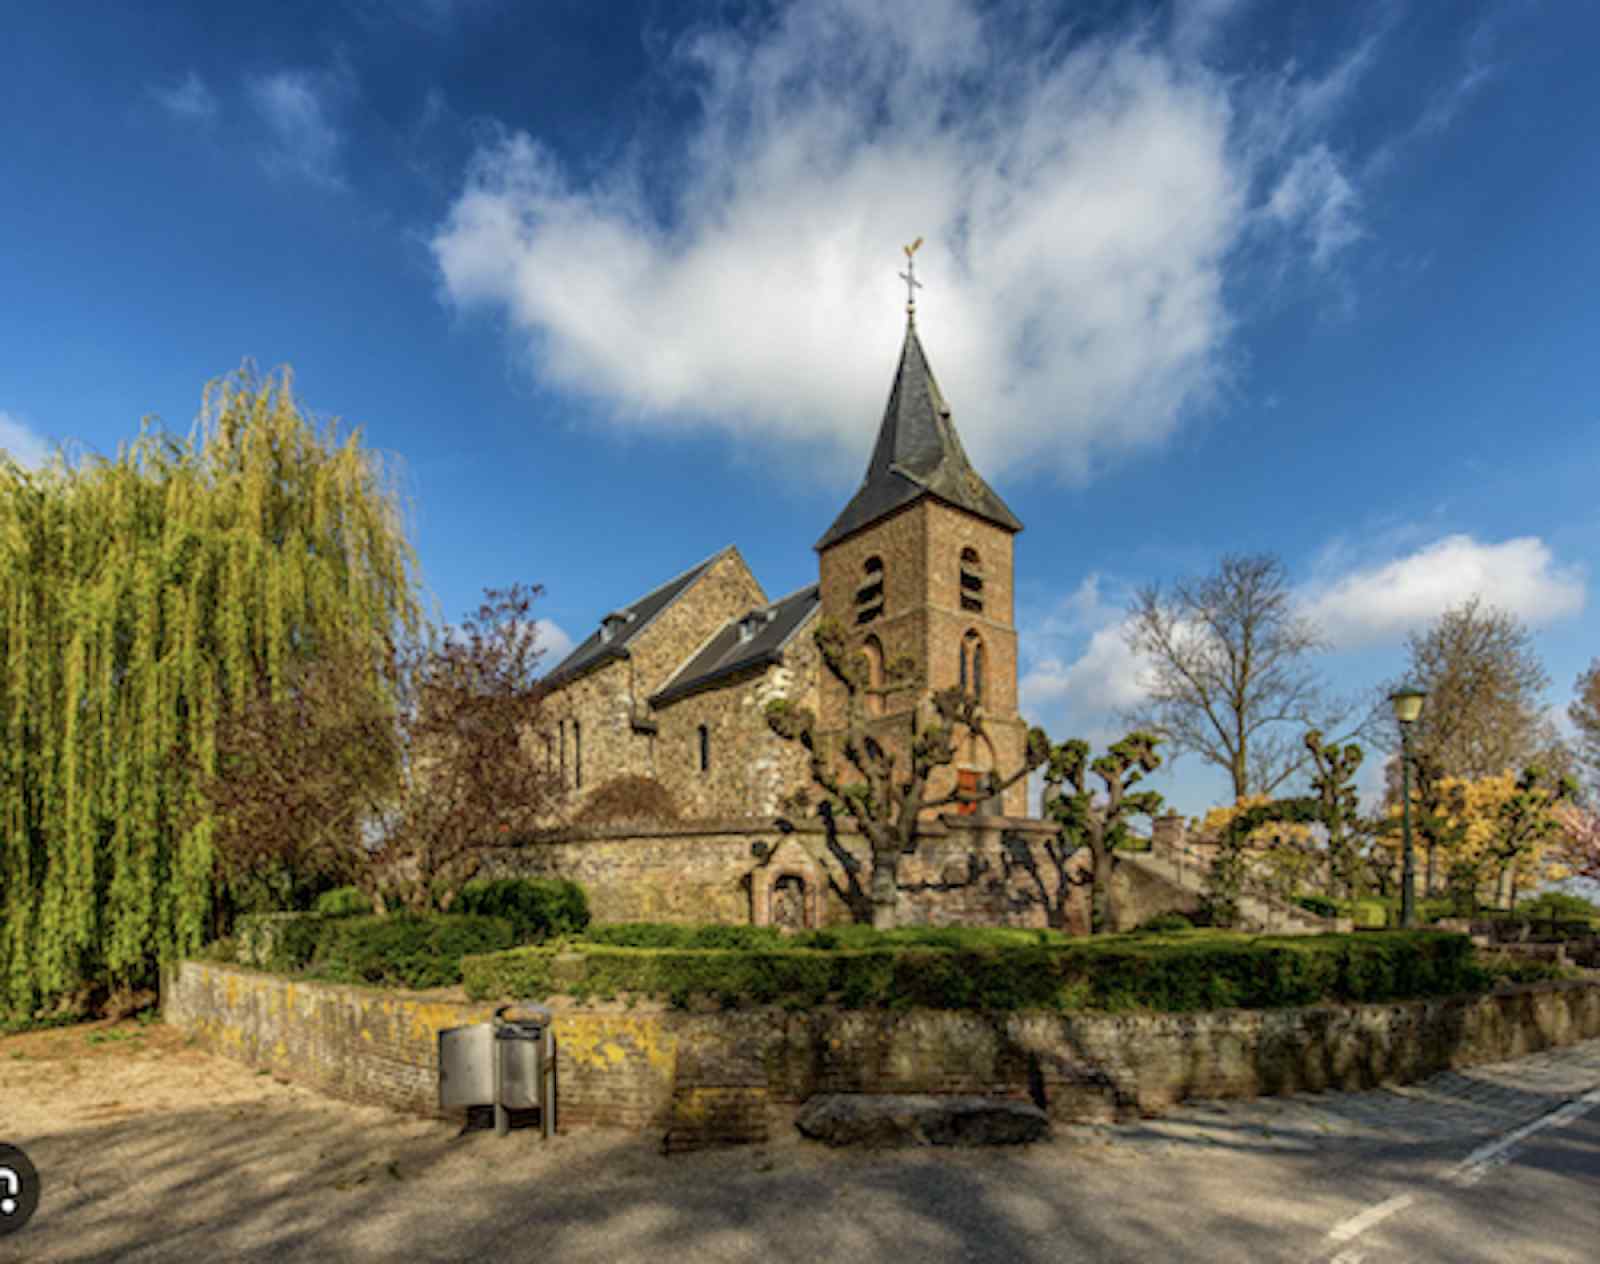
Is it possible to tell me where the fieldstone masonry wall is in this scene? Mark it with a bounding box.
[166,963,1600,1151]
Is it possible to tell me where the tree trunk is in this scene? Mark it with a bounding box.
[870,849,899,929]
[1424,843,1436,897]
[1092,847,1116,934]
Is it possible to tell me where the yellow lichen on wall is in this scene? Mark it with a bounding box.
[557,1013,677,1077]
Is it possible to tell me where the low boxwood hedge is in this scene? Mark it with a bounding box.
[453,878,589,943]
[462,928,1486,1012]
[231,911,515,989]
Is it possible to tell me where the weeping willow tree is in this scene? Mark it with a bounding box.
[0,364,422,1019]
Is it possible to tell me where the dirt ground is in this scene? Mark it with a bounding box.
[3,1016,1595,1263]
[0,1014,1137,1264]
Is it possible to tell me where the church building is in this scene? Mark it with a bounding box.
[540,285,1030,822]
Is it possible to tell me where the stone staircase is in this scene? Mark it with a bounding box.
[1119,841,1346,936]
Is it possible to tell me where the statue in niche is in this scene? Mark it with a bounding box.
[771,874,807,930]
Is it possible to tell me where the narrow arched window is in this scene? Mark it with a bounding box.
[962,631,985,703]
[856,556,884,625]
[960,547,984,613]
[860,636,885,717]
[573,720,582,788]
[698,724,710,773]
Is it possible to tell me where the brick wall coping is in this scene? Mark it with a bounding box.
[509,813,1061,844]
[165,959,1600,1151]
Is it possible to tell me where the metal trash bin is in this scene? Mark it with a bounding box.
[439,1001,556,1139]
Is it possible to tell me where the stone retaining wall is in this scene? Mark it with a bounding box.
[163,961,1600,1151]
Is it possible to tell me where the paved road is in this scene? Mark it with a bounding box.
[3,1036,1597,1262]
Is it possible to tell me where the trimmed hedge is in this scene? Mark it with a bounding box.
[313,886,375,917]
[579,922,1067,951]
[307,914,515,990]
[232,911,515,989]
[462,929,1486,1012]
[454,878,589,943]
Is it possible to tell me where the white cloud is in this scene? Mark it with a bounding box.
[534,618,573,665]
[432,0,1377,482]
[1020,622,1147,717]
[152,70,219,125]
[248,67,351,187]
[1301,534,1586,649]
[0,411,53,470]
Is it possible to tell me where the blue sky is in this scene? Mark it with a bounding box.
[3,0,1596,820]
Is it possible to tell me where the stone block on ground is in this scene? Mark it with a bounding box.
[795,1094,1049,1148]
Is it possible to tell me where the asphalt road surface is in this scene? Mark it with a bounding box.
[2,1030,1597,1262]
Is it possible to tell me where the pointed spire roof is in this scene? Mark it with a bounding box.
[816,319,1022,551]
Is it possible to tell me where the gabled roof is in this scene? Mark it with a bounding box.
[543,545,741,688]
[816,319,1022,551]
[649,584,820,706]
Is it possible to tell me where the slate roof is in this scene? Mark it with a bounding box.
[542,545,741,688]
[649,584,820,706]
[816,319,1022,551]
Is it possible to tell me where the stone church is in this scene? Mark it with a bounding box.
[504,292,1181,930]
[540,304,1031,825]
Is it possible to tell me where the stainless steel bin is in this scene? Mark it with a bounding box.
[438,1002,555,1138]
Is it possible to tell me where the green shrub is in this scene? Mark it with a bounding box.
[461,928,1484,1012]
[1475,951,1571,986]
[1350,900,1389,929]
[1294,895,1339,919]
[236,912,328,971]
[454,879,590,943]
[313,886,374,918]
[1515,891,1600,926]
[307,914,515,990]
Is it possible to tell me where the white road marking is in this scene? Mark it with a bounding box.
[1319,1082,1600,1255]
[1446,1085,1600,1188]
[1327,1194,1414,1243]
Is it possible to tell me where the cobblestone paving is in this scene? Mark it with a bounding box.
[1087,1037,1600,1158]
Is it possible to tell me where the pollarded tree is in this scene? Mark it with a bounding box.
[1304,730,1365,900]
[0,363,422,1019]
[765,617,1050,929]
[1041,733,1165,934]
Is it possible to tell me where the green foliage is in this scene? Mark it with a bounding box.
[461,928,1487,1012]
[306,914,514,990]
[453,878,589,943]
[1295,895,1340,919]
[1514,891,1600,925]
[236,912,330,972]
[314,886,374,917]
[1474,951,1572,986]
[0,362,423,1022]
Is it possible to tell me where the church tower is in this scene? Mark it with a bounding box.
[814,260,1028,817]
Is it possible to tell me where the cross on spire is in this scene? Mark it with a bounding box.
[898,236,924,319]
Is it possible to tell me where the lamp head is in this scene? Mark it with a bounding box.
[1388,684,1427,726]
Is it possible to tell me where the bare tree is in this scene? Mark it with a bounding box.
[1123,553,1342,798]
[766,618,1050,928]
[1570,659,1600,797]
[1380,597,1553,781]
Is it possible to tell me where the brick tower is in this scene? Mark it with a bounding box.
[814,298,1028,817]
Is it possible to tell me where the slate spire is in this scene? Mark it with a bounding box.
[816,308,1022,551]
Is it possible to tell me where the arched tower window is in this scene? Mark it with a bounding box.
[856,556,884,625]
[960,547,984,614]
[697,724,710,773]
[573,720,582,788]
[961,631,985,704]
[859,635,885,717]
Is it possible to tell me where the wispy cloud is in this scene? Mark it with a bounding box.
[0,410,55,470]
[151,70,219,125]
[248,66,353,188]
[431,0,1392,484]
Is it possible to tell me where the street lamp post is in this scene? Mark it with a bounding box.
[1389,684,1427,929]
